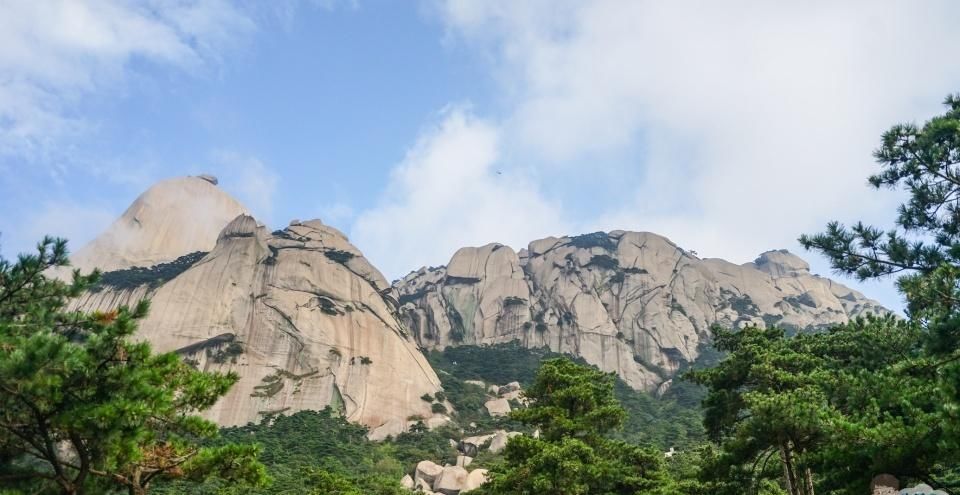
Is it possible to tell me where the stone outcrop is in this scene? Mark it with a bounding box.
[484,398,511,417]
[61,175,248,275]
[396,231,887,392]
[409,460,488,494]
[68,177,443,438]
[434,466,470,495]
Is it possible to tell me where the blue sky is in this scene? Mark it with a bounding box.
[3,1,960,313]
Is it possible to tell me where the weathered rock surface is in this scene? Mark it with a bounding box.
[434,466,469,495]
[396,232,888,392]
[407,461,488,494]
[416,460,444,487]
[70,178,443,438]
[62,176,248,275]
[484,398,511,417]
[465,469,488,491]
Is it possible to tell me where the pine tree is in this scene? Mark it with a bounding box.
[799,93,960,489]
[479,358,674,495]
[0,237,267,495]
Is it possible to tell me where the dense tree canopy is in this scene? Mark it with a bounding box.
[688,317,954,494]
[478,358,674,495]
[0,238,266,495]
[681,93,960,495]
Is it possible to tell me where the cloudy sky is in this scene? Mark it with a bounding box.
[2,1,960,312]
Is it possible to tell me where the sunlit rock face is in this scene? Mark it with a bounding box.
[61,175,248,275]
[69,178,443,439]
[395,231,888,392]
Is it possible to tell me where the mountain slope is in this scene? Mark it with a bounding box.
[64,175,248,274]
[395,231,887,392]
[69,178,444,439]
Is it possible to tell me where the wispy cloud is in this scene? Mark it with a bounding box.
[349,0,960,308]
[352,106,569,278]
[0,0,254,166]
[434,2,960,259]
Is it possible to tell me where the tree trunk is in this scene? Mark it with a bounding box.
[127,467,147,495]
[803,466,815,495]
[780,443,800,495]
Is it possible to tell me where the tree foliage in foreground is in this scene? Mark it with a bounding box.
[477,358,675,495]
[0,238,266,495]
[802,94,960,490]
[688,317,956,494]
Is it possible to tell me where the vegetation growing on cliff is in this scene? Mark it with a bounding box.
[92,251,207,291]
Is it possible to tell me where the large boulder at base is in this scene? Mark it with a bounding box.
[488,430,511,454]
[434,466,469,495]
[397,232,888,392]
[484,398,511,417]
[416,460,444,487]
[465,469,488,492]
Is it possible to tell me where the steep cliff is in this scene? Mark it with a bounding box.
[395,231,887,392]
[70,178,444,439]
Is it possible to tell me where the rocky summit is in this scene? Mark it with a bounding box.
[61,176,249,274]
[66,176,886,436]
[395,231,887,393]
[70,177,444,439]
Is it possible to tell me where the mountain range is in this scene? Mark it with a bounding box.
[64,175,886,438]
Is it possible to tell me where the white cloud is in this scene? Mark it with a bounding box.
[0,0,254,164]
[404,0,960,309]
[209,151,279,226]
[352,107,569,279]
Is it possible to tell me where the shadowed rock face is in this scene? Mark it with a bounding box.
[69,178,443,439]
[395,231,888,392]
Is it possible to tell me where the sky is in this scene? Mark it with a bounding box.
[2,1,960,313]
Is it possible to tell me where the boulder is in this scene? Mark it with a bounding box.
[464,469,488,492]
[415,477,435,494]
[456,455,473,468]
[460,433,494,456]
[488,430,510,454]
[484,398,511,417]
[487,385,500,395]
[465,380,486,388]
[400,474,415,489]
[433,466,469,495]
[416,460,444,486]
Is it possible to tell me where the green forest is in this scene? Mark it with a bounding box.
[2,94,960,494]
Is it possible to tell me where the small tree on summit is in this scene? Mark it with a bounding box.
[0,237,267,495]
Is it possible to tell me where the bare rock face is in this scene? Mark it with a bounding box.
[63,176,248,274]
[70,179,443,438]
[396,231,887,392]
